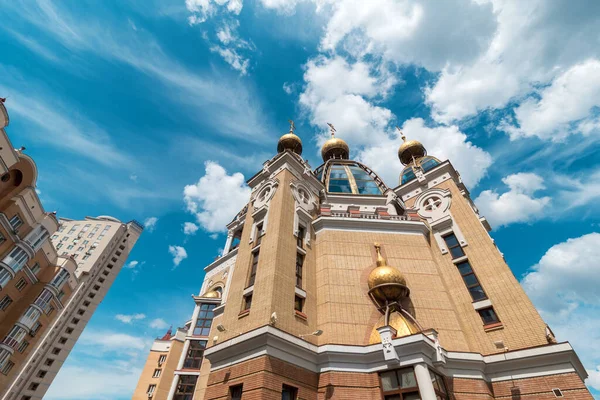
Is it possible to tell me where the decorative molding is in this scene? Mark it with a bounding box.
[313,216,429,237]
[203,326,588,384]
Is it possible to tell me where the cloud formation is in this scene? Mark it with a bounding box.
[168,245,188,267]
[475,173,551,228]
[115,313,146,324]
[149,318,170,330]
[144,217,158,232]
[183,161,250,233]
[522,233,600,391]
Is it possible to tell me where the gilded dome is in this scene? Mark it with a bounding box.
[398,139,426,165]
[201,289,221,299]
[368,311,421,344]
[321,137,349,161]
[368,244,409,304]
[277,132,303,155]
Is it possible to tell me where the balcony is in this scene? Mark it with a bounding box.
[18,306,42,330]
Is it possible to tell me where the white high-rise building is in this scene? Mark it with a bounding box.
[1,216,142,400]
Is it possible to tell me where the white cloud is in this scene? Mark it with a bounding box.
[210,20,255,75]
[299,55,395,148]
[318,0,496,71]
[115,313,146,324]
[210,45,250,75]
[79,331,148,351]
[129,173,138,182]
[183,161,250,233]
[358,118,492,188]
[124,260,139,269]
[183,222,199,235]
[502,60,600,141]
[144,217,158,232]
[46,329,150,400]
[185,0,243,25]
[426,0,600,123]
[475,173,550,228]
[521,233,600,392]
[282,82,294,95]
[259,0,304,15]
[168,245,188,267]
[149,318,170,330]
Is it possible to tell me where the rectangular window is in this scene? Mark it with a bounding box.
[193,304,215,336]
[44,359,54,367]
[59,337,68,345]
[158,355,167,365]
[230,385,243,400]
[147,384,156,396]
[72,318,80,325]
[295,253,303,288]
[282,384,298,400]
[67,224,79,235]
[297,226,305,248]
[57,291,65,301]
[46,305,55,316]
[443,233,465,259]
[430,370,449,399]
[0,295,13,311]
[17,340,29,353]
[294,295,304,313]
[183,340,207,369]
[30,322,42,336]
[255,222,264,245]
[379,367,420,399]
[152,369,161,378]
[0,232,5,245]
[9,214,23,231]
[37,370,47,378]
[56,243,63,250]
[455,261,487,301]
[15,278,27,291]
[0,360,14,375]
[248,250,259,287]
[174,375,198,399]
[243,293,252,311]
[478,307,500,326]
[65,327,73,334]
[51,347,60,355]
[30,263,41,275]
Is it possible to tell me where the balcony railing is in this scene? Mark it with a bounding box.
[18,306,41,330]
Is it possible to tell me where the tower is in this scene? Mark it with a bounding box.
[134,123,592,400]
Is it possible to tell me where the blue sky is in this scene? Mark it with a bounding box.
[2,0,600,398]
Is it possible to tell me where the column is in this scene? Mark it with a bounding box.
[223,231,234,256]
[166,374,180,400]
[414,363,436,400]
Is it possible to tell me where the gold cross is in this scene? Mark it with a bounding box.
[288,119,295,133]
[396,126,406,142]
[327,122,336,137]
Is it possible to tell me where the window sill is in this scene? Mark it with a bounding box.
[238,310,250,319]
[452,255,469,264]
[483,322,503,332]
[296,246,307,255]
[294,310,307,321]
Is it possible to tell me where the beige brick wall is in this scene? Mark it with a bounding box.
[131,340,183,400]
[405,179,549,354]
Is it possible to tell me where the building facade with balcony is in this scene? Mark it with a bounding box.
[0,101,144,400]
[0,100,78,396]
[134,124,593,400]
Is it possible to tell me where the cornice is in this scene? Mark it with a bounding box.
[312,216,430,236]
[203,326,587,383]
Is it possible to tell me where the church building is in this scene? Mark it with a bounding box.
[133,123,592,400]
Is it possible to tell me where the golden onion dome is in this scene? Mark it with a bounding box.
[368,244,409,304]
[321,123,349,161]
[396,128,426,165]
[277,132,303,155]
[201,289,221,299]
[321,137,349,161]
[368,312,421,344]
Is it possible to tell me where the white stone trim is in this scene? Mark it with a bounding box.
[294,287,306,298]
[472,299,492,311]
[313,216,429,236]
[243,285,254,296]
[203,326,587,384]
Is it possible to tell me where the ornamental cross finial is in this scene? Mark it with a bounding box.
[396,126,406,142]
[288,119,295,133]
[327,122,336,137]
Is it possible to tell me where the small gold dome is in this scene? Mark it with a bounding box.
[368,312,421,344]
[321,137,349,161]
[201,290,221,299]
[396,128,426,165]
[277,132,303,155]
[368,244,409,304]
